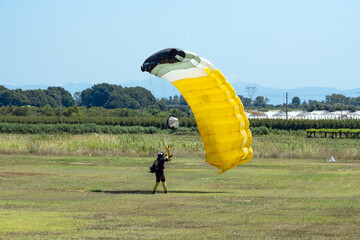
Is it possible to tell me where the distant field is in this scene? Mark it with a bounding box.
[0,132,359,160]
[0,155,359,239]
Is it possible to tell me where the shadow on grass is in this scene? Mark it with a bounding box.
[90,190,227,195]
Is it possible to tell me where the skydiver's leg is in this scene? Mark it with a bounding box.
[162,181,168,193]
[152,182,160,194]
[161,174,168,193]
[153,174,161,194]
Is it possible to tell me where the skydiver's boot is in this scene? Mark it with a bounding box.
[162,181,168,193]
[152,182,160,194]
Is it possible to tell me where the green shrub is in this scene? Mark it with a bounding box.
[250,127,270,135]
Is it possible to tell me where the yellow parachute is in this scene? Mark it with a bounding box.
[141,48,253,173]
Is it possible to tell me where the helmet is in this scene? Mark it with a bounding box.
[158,152,164,158]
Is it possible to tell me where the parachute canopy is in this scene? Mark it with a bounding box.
[141,48,253,173]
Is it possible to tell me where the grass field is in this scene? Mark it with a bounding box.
[0,132,359,160]
[1,155,359,239]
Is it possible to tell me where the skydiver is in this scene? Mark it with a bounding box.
[151,152,171,194]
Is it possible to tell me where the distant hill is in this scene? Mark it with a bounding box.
[3,82,92,95]
[2,80,359,105]
[3,83,49,91]
[61,82,92,94]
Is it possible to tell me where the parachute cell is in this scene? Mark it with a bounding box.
[141,48,253,173]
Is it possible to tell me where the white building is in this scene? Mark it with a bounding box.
[247,110,360,120]
[288,110,307,119]
[264,110,285,119]
[346,111,360,119]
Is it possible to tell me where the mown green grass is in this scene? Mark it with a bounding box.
[0,155,359,239]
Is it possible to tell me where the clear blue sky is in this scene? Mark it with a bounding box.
[0,0,359,90]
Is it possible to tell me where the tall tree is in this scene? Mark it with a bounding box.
[24,89,53,107]
[253,96,266,108]
[291,96,301,107]
[80,83,117,108]
[0,89,29,106]
[238,95,252,107]
[325,94,349,105]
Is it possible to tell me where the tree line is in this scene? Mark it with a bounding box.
[1,83,359,112]
[0,85,75,108]
[0,83,189,112]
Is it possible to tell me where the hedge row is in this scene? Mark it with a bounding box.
[0,116,196,129]
[0,116,359,131]
[0,123,163,134]
[306,129,360,138]
[0,122,273,135]
[250,119,360,130]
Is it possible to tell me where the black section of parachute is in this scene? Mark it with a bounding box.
[141,48,185,73]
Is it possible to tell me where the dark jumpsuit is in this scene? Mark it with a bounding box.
[155,157,169,182]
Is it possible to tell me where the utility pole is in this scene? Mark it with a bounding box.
[58,97,61,124]
[55,93,61,124]
[285,92,288,121]
[340,99,343,120]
